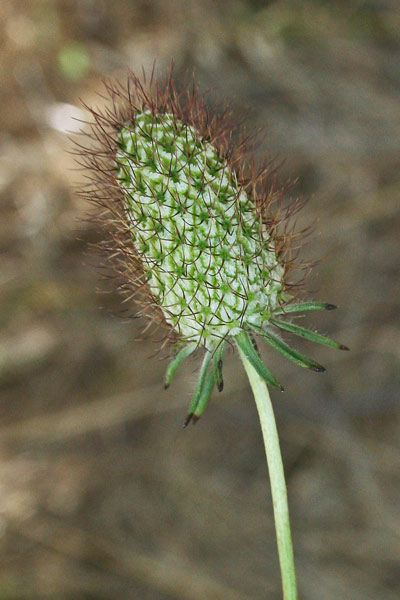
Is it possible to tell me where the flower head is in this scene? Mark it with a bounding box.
[116,109,284,346]
[78,68,348,424]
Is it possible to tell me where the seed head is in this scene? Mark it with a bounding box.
[78,67,348,423]
[117,109,284,347]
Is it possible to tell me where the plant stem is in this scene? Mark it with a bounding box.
[237,347,298,600]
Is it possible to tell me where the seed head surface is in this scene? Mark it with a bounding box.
[117,111,284,346]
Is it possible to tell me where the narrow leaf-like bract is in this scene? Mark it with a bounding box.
[274,302,337,315]
[193,370,216,423]
[213,341,228,392]
[270,318,349,351]
[164,342,197,389]
[234,331,283,390]
[257,328,326,372]
[184,350,213,427]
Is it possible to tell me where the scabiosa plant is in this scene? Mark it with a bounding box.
[78,68,348,600]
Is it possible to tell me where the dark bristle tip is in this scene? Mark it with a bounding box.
[217,382,224,392]
[314,365,326,372]
[279,385,285,392]
[183,413,193,428]
[191,415,200,425]
[164,383,169,390]
[325,304,337,310]
[340,344,350,351]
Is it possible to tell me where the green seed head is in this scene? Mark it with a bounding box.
[79,69,347,422]
[116,110,284,348]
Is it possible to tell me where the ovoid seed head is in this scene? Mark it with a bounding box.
[117,110,284,347]
[78,68,348,424]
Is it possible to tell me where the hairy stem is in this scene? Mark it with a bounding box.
[237,346,298,600]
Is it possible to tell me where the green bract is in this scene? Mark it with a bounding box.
[117,111,284,348]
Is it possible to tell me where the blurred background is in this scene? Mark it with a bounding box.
[1,0,400,598]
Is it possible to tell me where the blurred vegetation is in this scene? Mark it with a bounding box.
[0,0,399,598]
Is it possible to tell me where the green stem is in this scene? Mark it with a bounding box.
[237,347,298,600]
